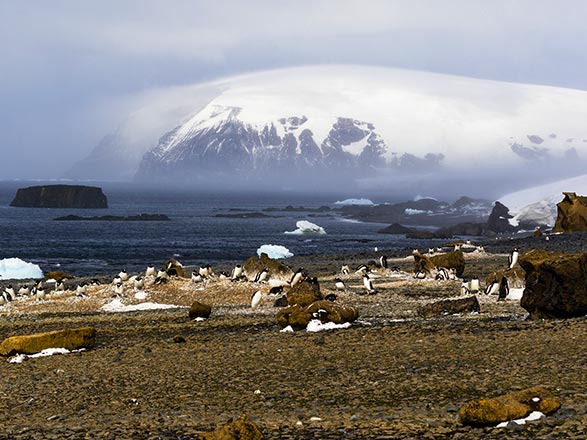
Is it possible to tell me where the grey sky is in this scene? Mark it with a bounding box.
[1,0,586,180]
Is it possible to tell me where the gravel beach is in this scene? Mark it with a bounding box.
[2,235,587,439]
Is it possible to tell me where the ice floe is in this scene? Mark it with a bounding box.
[0,258,43,280]
[284,220,326,235]
[257,244,294,259]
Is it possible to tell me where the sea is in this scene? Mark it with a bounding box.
[0,181,439,277]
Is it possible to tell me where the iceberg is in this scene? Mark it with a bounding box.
[256,244,294,259]
[284,220,326,235]
[306,319,352,332]
[0,258,43,280]
[334,198,374,206]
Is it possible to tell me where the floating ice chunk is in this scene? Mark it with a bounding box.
[0,258,43,280]
[284,220,326,235]
[257,244,294,259]
[334,198,374,206]
[100,299,181,312]
[306,319,352,332]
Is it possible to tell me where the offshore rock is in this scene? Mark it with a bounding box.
[459,386,561,427]
[10,185,108,208]
[519,249,587,319]
[0,327,96,356]
[553,192,587,233]
[199,414,265,440]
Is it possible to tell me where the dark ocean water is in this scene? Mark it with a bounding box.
[0,182,440,276]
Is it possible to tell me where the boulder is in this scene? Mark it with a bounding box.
[0,327,96,356]
[277,300,359,330]
[162,258,184,277]
[459,386,561,427]
[486,201,516,233]
[485,268,526,290]
[199,414,265,440]
[188,301,212,320]
[553,192,587,233]
[417,296,480,318]
[430,250,465,277]
[413,252,437,276]
[10,185,108,208]
[519,249,587,319]
[44,271,75,282]
[287,281,323,307]
[243,253,293,282]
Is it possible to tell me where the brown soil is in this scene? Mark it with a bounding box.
[1,251,587,439]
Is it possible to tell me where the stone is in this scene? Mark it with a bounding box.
[414,250,465,277]
[44,271,75,282]
[162,258,184,277]
[459,386,561,427]
[519,249,587,319]
[417,296,480,318]
[188,301,212,320]
[199,414,265,440]
[243,253,293,282]
[287,281,323,307]
[276,300,359,329]
[553,192,587,233]
[486,201,516,233]
[0,327,97,356]
[10,185,108,208]
[413,252,437,276]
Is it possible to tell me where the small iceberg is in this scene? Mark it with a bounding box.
[0,258,43,280]
[257,244,294,259]
[334,198,374,206]
[284,220,326,235]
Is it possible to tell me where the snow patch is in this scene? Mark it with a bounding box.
[256,244,294,259]
[0,258,43,280]
[134,291,148,300]
[496,411,545,428]
[334,198,374,206]
[306,319,352,332]
[404,208,431,215]
[9,348,85,363]
[100,299,181,313]
[506,288,525,300]
[284,220,326,235]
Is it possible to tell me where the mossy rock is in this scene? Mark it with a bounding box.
[44,271,75,282]
[243,253,293,282]
[0,327,96,356]
[287,281,322,307]
[277,300,359,330]
[189,301,212,320]
[199,414,265,440]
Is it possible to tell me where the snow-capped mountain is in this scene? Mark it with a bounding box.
[72,65,587,193]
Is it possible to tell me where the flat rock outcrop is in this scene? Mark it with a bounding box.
[0,327,96,356]
[199,414,265,440]
[243,253,293,282]
[553,192,587,233]
[417,296,480,318]
[519,249,587,319]
[277,300,359,330]
[10,185,108,208]
[459,386,561,427]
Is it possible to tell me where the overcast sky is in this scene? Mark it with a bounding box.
[1,0,586,180]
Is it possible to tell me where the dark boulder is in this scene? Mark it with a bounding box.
[417,296,480,318]
[486,201,515,233]
[430,250,465,277]
[287,281,323,307]
[276,300,359,330]
[188,301,212,320]
[519,249,587,319]
[10,185,108,208]
[553,192,587,233]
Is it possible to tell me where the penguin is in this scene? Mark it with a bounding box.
[118,269,129,282]
[428,248,435,256]
[112,275,122,285]
[254,268,269,283]
[191,272,203,283]
[54,281,65,294]
[218,271,229,280]
[114,283,124,297]
[334,277,347,291]
[273,295,288,308]
[435,267,449,281]
[461,281,470,296]
[485,280,500,295]
[76,283,87,297]
[508,248,519,270]
[379,255,388,269]
[4,285,16,300]
[133,276,144,290]
[355,264,369,275]
[199,265,213,278]
[414,270,426,279]
[469,279,480,294]
[251,290,263,309]
[154,275,169,285]
[340,265,350,275]
[363,274,376,294]
[289,268,304,287]
[145,265,156,277]
[18,285,30,297]
[231,264,243,280]
[156,269,168,279]
[36,286,46,300]
[90,278,102,286]
[498,277,509,301]
[269,285,284,295]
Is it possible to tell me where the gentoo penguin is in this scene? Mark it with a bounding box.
[251,290,263,309]
[114,283,124,296]
[340,265,350,275]
[289,268,304,287]
[355,264,369,275]
[54,281,65,294]
[414,270,426,279]
[4,285,15,300]
[508,248,519,270]
[469,279,480,294]
[498,277,509,301]
[254,268,269,283]
[428,248,435,256]
[156,269,168,279]
[218,271,229,280]
[133,276,144,290]
[485,280,500,295]
[90,278,102,286]
[334,277,347,291]
[231,264,243,280]
[18,285,30,297]
[269,285,284,295]
[118,269,129,282]
[435,267,449,281]
[154,274,169,284]
[379,255,388,269]
[145,265,156,277]
[363,274,376,294]
[191,272,203,283]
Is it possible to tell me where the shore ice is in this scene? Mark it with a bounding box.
[0,258,43,280]
[257,244,293,259]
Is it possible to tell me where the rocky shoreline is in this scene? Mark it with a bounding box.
[1,236,587,438]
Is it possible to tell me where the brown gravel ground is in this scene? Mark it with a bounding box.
[1,250,587,439]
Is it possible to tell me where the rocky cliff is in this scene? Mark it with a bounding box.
[10,185,108,209]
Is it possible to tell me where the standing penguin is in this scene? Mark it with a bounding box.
[363,274,376,294]
[379,255,388,269]
[289,268,304,287]
[231,264,243,280]
[334,277,347,291]
[498,277,509,301]
[254,268,269,283]
[508,248,519,270]
[251,290,263,309]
